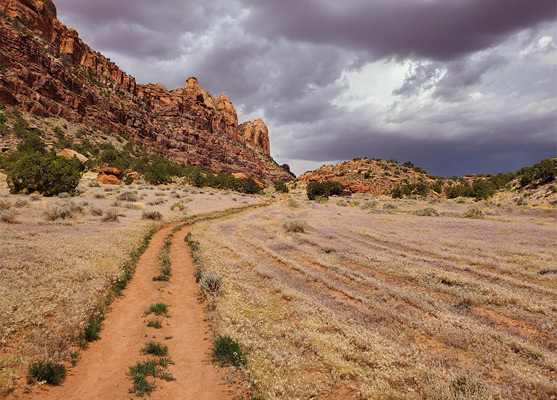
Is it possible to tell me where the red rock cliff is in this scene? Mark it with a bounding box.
[0,0,292,181]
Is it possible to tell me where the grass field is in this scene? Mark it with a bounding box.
[191,196,557,399]
[0,179,259,396]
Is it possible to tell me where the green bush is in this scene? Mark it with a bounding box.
[306,181,345,200]
[6,142,82,196]
[27,361,66,385]
[274,181,289,193]
[307,181,328,200]
[212,335,247,367]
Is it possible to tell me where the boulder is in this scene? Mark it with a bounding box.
[98,167,122,177]
[96,173,121,185]
[129,171,140,180]
[56,148,88,163]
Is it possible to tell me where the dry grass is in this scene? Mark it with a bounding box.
[191,199,557,400]
[0,181,261,396]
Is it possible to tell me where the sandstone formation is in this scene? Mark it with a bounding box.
[96,167,122,185]
[56,148,88,163]
[240,119,271,155]
[0,0,294,182]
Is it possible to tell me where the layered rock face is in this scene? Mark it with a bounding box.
[0,0,294,181]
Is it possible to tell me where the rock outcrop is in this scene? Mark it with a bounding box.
[96,167,122,185]
[0,0,293,182]
[240,119,271,155]
[56,148,88,163]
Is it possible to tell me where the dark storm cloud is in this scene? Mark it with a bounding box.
[243,0,556,62]
[278,106,556,176]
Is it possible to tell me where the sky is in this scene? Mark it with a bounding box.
[54,0,557,177]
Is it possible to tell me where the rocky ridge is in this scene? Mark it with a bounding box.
[0,0,293,181]
[298,158,435,196]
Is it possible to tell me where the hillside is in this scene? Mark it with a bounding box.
[298,158,436,195]
[0,0,294,182]
[298,157,557,205]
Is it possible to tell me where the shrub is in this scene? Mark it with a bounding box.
[0,199,11,210]
[239,178,262,194]
[141,342,168,356]
[89,181,101,188]
[211,336,247,367]
[287,199,299,208]
[27,361,66,385]
[142,210,162,221]
[84,321,101,342]
[44,200,83,221]
[118,191,138,202]
[6,136,82,195]
[14,198,28,208]
[413,207,440,217]
[123,175,134,185]
[306,181,328,200]
[201,272,223,293]
[462,206,485,219]
[101,209,119,222]
[0,210,17,224]
[283,219,309,233]
[273,181,289,193]
[90,207,103,216]
[170,203,185,211]
[314,195,328,204]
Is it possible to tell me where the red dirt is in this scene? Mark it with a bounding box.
[26,222,233,400]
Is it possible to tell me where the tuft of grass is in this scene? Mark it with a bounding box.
[142,210,163,221]
[413,207,440,217]
[101,208,119,222]
[212,335,247,367]
[201,272,223,293]
[144,303,169,316]
[152,275,170,282]
[27,361,66,385]
[287,198,299,208]
[130,374,156,396]
[427,374,493,400]
[283,219,309,233]
[0,210,17,224]
[147,319,162,329]
[84,321,101,342]
[0,199,12,210]
[141,341,168,356]
[90,206,103,216]
[117,192,138,202]
[462,206,485,219]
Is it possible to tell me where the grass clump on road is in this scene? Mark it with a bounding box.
[147,319,162,329]
[144,303,169,316]
[141,342,168,356]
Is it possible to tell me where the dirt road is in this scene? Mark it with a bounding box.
[32,218,234,399]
